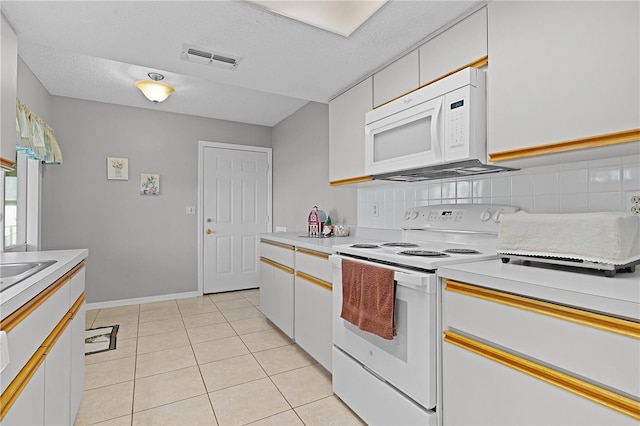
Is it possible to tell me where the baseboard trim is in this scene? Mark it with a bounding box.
[85,291,201,310]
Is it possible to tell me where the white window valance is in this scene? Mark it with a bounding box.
[15,98,63,164]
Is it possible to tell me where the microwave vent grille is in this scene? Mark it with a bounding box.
[373,160,517,182]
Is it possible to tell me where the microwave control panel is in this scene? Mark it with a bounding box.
[447,99,467,150]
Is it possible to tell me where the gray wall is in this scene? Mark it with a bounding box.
[42,97,271,304]
[272,101,357,231]
[17,59,355,305]
[17,57,51,122]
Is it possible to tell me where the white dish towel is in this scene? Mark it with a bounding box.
[497,211,640,265]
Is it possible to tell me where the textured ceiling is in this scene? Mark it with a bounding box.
[1,1,481,127]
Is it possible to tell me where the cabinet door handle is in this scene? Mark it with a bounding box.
[296,271,332,291]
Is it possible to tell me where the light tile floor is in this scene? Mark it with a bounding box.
[77,289,365,426]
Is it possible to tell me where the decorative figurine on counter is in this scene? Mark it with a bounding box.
[323,215,333,236]
[307,205,327,237]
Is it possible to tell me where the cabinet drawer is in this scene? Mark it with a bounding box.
[68,263,85,303]
[295,248,331,283]
[0,278,71,395]
[443,335,638,425]
[443,280,640,397]
[259,240,294,268]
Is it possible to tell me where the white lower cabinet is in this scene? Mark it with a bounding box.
[70,301,85,418]
[44,326,72,426]
[259,240,295,338]
[0,261,86,426]
[294,248,332,372]
[441,279,640,425]
[1,362,45,426]
[443,340,636,426]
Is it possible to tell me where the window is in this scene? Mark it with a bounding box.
[3,168,17,247]
[2,153,38,252]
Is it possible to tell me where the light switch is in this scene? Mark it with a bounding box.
[186,206,196,215]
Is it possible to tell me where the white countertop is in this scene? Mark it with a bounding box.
[438,259,640,320]
[259,230,400,254]
[1,249,88,320]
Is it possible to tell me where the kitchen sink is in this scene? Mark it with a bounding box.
[0,260,57,293]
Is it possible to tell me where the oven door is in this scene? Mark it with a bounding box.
[364,96,443,175]
[330,255,438,410]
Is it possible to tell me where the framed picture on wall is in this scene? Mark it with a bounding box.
[140,173,160,195]
[107,157,128,180]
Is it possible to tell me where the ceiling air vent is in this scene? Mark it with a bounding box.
[180,44,241,70]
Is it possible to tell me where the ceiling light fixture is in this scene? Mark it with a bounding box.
[247,1,387,37]
[135,72,175,103]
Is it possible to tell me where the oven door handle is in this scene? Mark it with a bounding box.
[362,364,388,383]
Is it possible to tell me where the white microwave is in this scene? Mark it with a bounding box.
[365,67,489,179]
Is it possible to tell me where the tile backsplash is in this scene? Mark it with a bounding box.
[357,155,640,229]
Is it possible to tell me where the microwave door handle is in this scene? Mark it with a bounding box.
[431,99,443,159]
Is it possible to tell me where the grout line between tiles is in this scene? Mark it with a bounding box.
[84,291,353,426]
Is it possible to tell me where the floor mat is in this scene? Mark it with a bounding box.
[85,325,119,355]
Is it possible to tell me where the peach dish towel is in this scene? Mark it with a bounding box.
[340,258,396,340]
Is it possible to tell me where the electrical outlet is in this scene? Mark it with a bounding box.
[626,192,640,214]
[372,202,379,217]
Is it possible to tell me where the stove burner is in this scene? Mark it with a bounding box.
[444,248,481,254]
[381,242,420,248]
[398,250,448,257]
[350,244,380,249]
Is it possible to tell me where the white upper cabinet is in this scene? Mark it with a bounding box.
[487,1,640,163]
[373,50,419,108]
[1,14,18,169]
[329,77,373,184]
[419,7,487,86]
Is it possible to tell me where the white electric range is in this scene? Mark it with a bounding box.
[330,203,520,426]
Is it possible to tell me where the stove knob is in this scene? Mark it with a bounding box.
[492,209,503,223]
[404,210,412,220]
[411,210,419,220]
[480,208,491,222]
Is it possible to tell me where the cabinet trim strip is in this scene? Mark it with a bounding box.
[0,291,85,421]
[0,260,86,333]
[296,271,332,291]
[259,256,294,274]
[444,280,640,339]
[444,330,640,420]
[296,248,330,260]
[418,56,489,90]
[329,175,373,186]
[489,128,640,162]
[374,56,489,109]
[0,157,16,171]
[259,239,294,250]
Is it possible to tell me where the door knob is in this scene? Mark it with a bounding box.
[206,217,213,222]
[206,228,213,235]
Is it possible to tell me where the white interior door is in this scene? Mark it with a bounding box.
[200,143,271,293]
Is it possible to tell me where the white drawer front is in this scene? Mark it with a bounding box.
[2,280,70,394]
[443,337,638,426]
[295,249,331,283]
[259,241,294,268]
[443,281,640,397]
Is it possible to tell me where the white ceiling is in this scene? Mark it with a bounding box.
[1,1,481,127]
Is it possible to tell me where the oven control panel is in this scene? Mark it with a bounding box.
[427,209,464,221]
[402,204,520,231]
